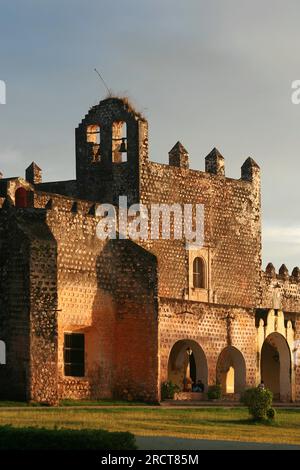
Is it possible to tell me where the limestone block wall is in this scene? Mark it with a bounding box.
[28,217,58,404]
[0,211,31,400]
[261,269,300,313]
[0,209,58,403]
[140,160,262,308]
[35,180,77,198]
[159,298,257,391]
[44,207,159,402]
[75,97,148,205]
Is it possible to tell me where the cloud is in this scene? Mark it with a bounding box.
[263,226,300,245]
[262,225,300,270]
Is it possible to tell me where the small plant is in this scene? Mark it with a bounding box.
[241,387,274,421]
[207,384,222,400]
[161,381,180,400]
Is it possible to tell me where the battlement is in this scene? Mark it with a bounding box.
[264,262,300,283]
[75,96,261,204]
[32,191,101,215]
[262,263,300,313]
[0,97,261,209]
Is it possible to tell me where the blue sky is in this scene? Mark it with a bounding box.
[1,0,300,270]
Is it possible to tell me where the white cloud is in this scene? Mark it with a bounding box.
[263,226,300,245]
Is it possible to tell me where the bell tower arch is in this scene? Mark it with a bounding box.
[75,97,148,205]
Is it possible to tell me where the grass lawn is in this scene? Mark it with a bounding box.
[0,406,299,445]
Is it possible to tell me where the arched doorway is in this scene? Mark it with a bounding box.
[168,339,208,391]
[261,332,291,401]
[216,346,246,394]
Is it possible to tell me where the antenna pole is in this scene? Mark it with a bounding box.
[94,68,111,95]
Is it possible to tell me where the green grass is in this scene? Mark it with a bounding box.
[0,406,299,445]
[0,401,29,407]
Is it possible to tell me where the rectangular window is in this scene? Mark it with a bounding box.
[64,333,85,377]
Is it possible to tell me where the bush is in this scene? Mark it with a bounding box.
[207,384,222,400]
[241,387,273,421]
[0,425,137,450]
[266,407,276,421]
[161,381,180,400]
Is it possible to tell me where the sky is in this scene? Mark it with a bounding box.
[0,0,300,270]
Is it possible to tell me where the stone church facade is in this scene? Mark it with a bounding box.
[0,97,300,404]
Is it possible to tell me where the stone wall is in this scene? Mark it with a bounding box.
[28,212,58,404]
[44,207,159,402]
[159,298,257,392]
[139,160,261,308]
[0,210,31,399]
[75,97,148,205]
[35,180,77,198]
[261,267,300,313]
[0,209,56,401]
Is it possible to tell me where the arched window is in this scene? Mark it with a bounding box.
[0,340,6,364]
[112,121,127,163]
[193,257,205,288]
[15,187,28,208]
[86,124,101,162]
[86,124,100,144]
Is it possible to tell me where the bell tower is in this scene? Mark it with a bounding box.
[75,97,148,204]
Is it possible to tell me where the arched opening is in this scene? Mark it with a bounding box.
[261,332,291,401]
[15,187,29,208]
[0,340,6,364]
[168,339,208,392]
[216,346,246,394]
[86,124,101,162]
[193,257,205,288]
[112,121,127,163]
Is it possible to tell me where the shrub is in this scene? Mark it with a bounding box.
[266,407,276,421]
[0,425,137,450]
[241,387,273,421]
[207,384,222,400]
[161,381,180,400]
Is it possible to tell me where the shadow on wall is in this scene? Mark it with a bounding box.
[95,238,157,301]
[92,237,158,401]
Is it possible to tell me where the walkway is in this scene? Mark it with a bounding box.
[136,436,300,450]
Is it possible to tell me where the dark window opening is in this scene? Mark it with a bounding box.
[64,333,85,377]
[193,257,205,288]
